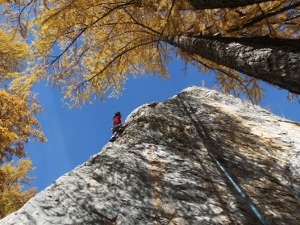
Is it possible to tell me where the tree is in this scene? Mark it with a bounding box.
[0,2,42,218]
[0,159,36,219]
[0,89,45,164]
[5,0,300,104]
[166,36,300,94]
[0,10,45,163]
[0,29,28,82]
[0,12,45,165]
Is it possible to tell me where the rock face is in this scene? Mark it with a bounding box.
[1,86,299,225]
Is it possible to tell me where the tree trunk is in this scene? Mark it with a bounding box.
[165,35,300,94]
[186,0,275,10]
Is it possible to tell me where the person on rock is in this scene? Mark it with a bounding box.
[110,112,122,141]
[112,112,122,133]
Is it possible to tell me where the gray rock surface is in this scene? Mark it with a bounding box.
[1,86,299,225]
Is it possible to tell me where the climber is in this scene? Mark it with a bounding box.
[112,112,122,132]
[110,112,122,142]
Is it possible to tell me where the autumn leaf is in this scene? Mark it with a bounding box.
[0,159,36,218]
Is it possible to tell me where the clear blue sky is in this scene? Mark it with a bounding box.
[25,59,300,192]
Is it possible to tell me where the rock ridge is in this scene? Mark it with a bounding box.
[1,86,299,225]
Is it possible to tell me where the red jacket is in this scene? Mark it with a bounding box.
[113,115,121,126]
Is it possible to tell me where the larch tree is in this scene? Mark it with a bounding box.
[0,4,44,216]
[0,39,41,219]
[0,26,45,164]
[0,29,28,82]
[166,36,300,95]
[0,89,45,164]
[6,0,300,105]
[0,77,40,219]
[0,159,36,219]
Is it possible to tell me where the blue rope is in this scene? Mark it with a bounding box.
[209,152,267,225]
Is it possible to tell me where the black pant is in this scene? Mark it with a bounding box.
[112,124,122,133]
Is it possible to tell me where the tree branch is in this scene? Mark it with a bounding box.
[76,39,159,89]
[47,1,137,67]
[185,0,275,10]
[227,1,300,33]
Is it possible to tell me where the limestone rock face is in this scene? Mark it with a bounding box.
[1,86,299,225]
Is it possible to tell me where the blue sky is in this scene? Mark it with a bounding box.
[25,59,300,192]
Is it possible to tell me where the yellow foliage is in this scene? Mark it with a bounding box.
[0,159,36,218]
[0,23,41,219]
[0,29,28,81]
[1,0,299,104]
[0,90,46,164]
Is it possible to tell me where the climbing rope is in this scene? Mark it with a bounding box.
[176,92,268,225]
[208,152,268,225]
